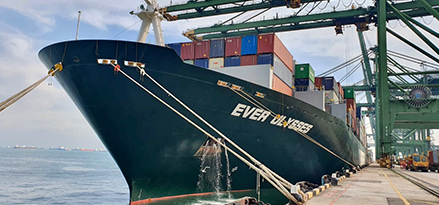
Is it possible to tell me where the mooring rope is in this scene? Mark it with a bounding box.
[110,64,304,204]
[0,65,60,113]
[234,89,356,168]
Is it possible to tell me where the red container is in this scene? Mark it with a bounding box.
[272,74,293,96]
[195,40,210,59]
[315,77,322,87]
[257,33,294,72]
[180,42,195,60]
[240,55,257,66]
[346,98,356,113]
[338,82,344,99]
[225,37,241,57]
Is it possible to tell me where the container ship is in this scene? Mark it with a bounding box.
[38,7,367,204]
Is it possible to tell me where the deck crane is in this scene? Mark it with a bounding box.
[155,0,439,162]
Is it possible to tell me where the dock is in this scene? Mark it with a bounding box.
[307,163,439,205]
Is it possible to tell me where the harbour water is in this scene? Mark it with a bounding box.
[0,148,129,204]
[0,148,287,204]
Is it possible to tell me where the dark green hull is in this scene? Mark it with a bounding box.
[38,40,366,203]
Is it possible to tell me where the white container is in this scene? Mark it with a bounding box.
[183,60,194,65]
[328,104,347,124]
[209,58,224,68]
[324,90,340,104]
[294,90,325,110]
[211,64,273,89]
[273,54,293,87]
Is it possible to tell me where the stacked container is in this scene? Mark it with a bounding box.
[257,53,293,87]
[225,37,241,57]
[210,39,225,58]
[295,63,315,91]
[314,77,323,91]
[194,59,209,68]
[241,55,257,66]
[180,42,195,60]
[195,40,210,59]
[225,56,241,67]
[322,76,340,104]
[257,34,294,71]
[167,43,181,56]
[241,35,258,55]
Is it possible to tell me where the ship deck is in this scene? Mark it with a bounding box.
[307,163,439,205]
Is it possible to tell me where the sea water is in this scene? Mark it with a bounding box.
[0,148,129,204]
[0,148,287,205]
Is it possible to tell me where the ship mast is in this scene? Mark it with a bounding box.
[133,0,165,46]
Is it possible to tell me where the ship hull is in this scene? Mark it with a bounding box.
[39,40,366,203]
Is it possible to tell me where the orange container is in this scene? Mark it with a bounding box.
[272,74,293,96]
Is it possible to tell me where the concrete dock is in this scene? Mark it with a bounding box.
[307,163,439,205]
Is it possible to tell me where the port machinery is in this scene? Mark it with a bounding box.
[152,0,439,165]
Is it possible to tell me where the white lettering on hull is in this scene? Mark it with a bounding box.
[230,103,314,134]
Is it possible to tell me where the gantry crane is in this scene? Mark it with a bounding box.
[155,0,439,160]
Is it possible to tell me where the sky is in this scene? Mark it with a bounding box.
[0,0,438,150]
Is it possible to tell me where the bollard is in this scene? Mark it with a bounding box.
[330,173,339,186]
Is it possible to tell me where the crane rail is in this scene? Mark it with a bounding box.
[390,168,439,199]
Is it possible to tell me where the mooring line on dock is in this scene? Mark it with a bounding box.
[110,64,305,204]
[380,168,411,205]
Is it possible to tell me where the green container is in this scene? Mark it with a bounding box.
[344,88,355,99]
[295,63,315,83]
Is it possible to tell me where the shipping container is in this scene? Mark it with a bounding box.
[322,76,337,90]
[194,59,209,68]
[433,150,439,164]
[294,91,325,110]
[338,82,344,99]
[272,74,293,96]
[325,104,332,114]
[315,77,323,88]
[295,63,315,83]
[225,37,241,57]
[209,58,224,68]
[257,53,293,87]
[257,33,294,72]
[210,39,225,58]
[224,56,241,67]
[195,40,210,59]
[180,42,195,60]
[329,104,347,123]
[210,64,273,89]
[166,43,181,56]
[241,35,257,55]
[346,98,356,115]
[344,88,355,99]
[324,90,340,104]
[241,55,257,66]
[183,60,194,65]
[295,78,313,86]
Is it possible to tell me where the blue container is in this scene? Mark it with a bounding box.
[194,59,209,68]
[166,43,181,56]
[356,107,362,118]
[224,56,241,67]
[322,76,336,90]
[210,39,225,58]
[295,78,312,86]
[241,35,257,55]
[257,53,274,65]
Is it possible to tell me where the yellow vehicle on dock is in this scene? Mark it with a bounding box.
[406,154,429,172]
